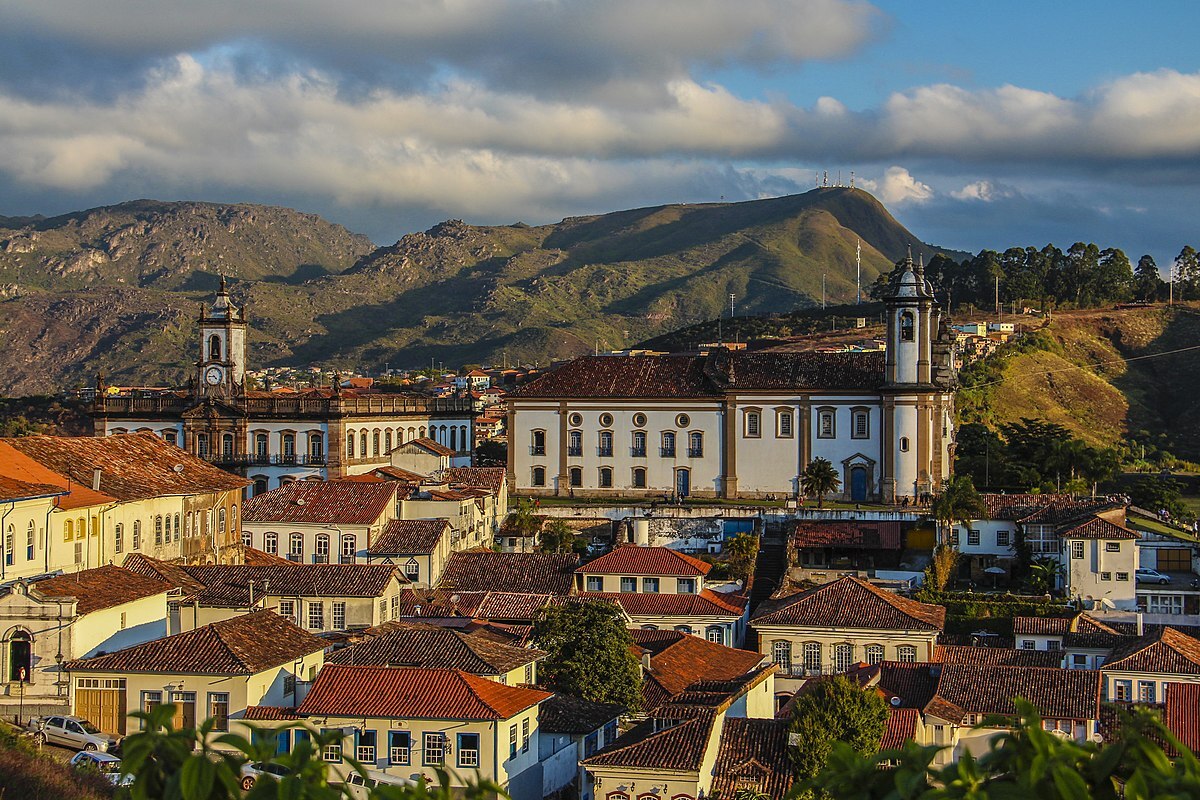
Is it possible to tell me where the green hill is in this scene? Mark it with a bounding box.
[0,188,956,394]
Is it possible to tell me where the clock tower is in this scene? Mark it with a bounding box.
[197,276,248,398]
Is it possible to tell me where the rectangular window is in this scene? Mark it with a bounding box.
[1116,572,1129,581]
[642,577,659,593]
[1105,542,1121,552]
[141,691,162,729]
[586,576,604,592]
[284,674,296,696]
[852,411,868,439]
[584,732,598,758]
[390,595,400,619]
[356,730,377,763]
[307,601,325,630]
[388,731,411,765]
[525,663,534,684]
[818,411,835,439]
[1021,640,1035,650]
[1114,680,1132,702]
[509,724,518,759]
[950,529,960,546]
[677,578,696,594]
[1100,572,1112,581]
[620,577,637,593]
[279,600,295,622]
[522,718,530,752]
[321,730,342,762]
[996,530,1010,547]
[457,733,480,768]
[745,412,760,438]
[208,693,230,732]
[332,602,346,630]
[1072,654,1087,667]
[1046,640,1061,650]
[777,411,793,438]
[967,529,980,546]
[1071,541,1085,559]
[1138,681,1156,703]
[423,733,444,765]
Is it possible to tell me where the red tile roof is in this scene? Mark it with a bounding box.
[933,645,1063,668]
[629,629,767,709]
[583,715,715,771]
[710,718,794,799]
[1058,516,1139,540]
[856,661,940,709]
[243,547,295,566]
[927,664,1101,722]
[1164,682,1200,753]
[243,481,398,525]
[32,565,173,615]
[752,576,945,631]
[402,437,455,457]
[369,519,449,555]
[66,611,326,674]
[539,694,625,735]
[580,545,711,577]
[326,625,544,674]
[880,708,919,750]
[1011,613,1124,649]
[585,589,748,619]
[440,551,578,595]
[370,466,428,483]
[790,521,903,550]
[0,475,66,503]
[297,664,552,720]
[179,564,404,605]
[1103,627,1200,675]
[445,467,506,494]
[243,706,302,721]
[122,553,207,594]
[5,433,249,501]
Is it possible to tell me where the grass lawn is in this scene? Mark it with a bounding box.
[1127,512,1199,541]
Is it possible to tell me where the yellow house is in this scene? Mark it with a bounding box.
[750,575,945,694]
[365,519,452,587]
[253,664,552,800]
[64,610,326,737]
[1101,626,1200,703]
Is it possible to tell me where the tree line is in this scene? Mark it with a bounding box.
[871,243,1200,309]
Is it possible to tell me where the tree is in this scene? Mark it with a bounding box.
[787,676,889,797]
[1026,556,1063,595]
[503,499,541,551]
[1174,245,1200,300]
[801,458,842,508]
[532,600,642,710]
[931,476,985,538]
[538,519,576,554]
[1130,475,1189,521]
[473,440,506,467]
[1135,254,1162,301]
[802,700,1200,800]
[723,532,759,584]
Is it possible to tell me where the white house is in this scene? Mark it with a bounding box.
[507,254,955,502]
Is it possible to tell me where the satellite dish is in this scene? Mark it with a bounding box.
[450,594,461,604]
[173,464,185,473]
[890,696,901,707]
[295,498,306,506]
[1092,732,1104,743]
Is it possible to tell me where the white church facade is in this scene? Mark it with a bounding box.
[506,255,956,502]
[92,280,475,494]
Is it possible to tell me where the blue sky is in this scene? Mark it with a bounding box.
[2,1,1200,267]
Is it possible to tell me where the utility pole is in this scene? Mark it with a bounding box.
[995,275,1000,321]
[822,274,826,309]
[856,239,862,305]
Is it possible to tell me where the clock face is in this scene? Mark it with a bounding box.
[205,366,224,385]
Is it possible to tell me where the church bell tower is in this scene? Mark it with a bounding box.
[197,277,248,399]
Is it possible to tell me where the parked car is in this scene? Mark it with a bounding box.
[342,769,416,799]
[26,715,119,752]
[240,761,292,790]
[69,750,134,786]
[1136,568,1172,585]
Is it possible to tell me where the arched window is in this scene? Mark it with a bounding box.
[7,630,32,683]
[569,467,583,487]
[449,426,457,452]
[26,521,35,561]
[598,431,613,457]
[309,433,324,460]
[705,626,724,645]
[163,515,172,543]
[408,427,416,440]
[632,468,647,489]
[242,530,252,549]
[155,516,163,546]
[4,525,13,566]
[865,644,885,665]
[631,430,646,457]
[745,410,761,438]
[803,641,822,672]
[900,311,915,341]
[346,432,355,459]
[196,433,209,457]
[264,532,278,555]
[289,532,304,560]
[384,430,393,453]
[315,534,330,564]
[531,467,546,487]
[132,520,141,550]
[531,430,546,455]
[175,513,181,540]
[896,645,917,663]
[360,432,368,457]
[661,431,676,457]
[568,430,582,456]
[222,433,234,458]
[77,517,85,540]
[419,426,426,438]
[341,534,356,564]
[688,431,703,457]
[675,625,693,635]
[598,467,613,488]
[281,432,296,459]
[64,519,73,543]
[209,334,222,360]
[372,431,381,457]
[218,508,227,534]
[834,643,854,672]
[253,477,268,496]
[773,640,792,673]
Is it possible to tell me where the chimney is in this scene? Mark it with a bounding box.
[1136,612,1144,637]
[92,468,102,492]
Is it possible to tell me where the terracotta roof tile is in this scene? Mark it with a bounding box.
[122,553,207,594]
[710,718,794,799]
[326,625,544,674]
[243,481,399,525]
[790,521,903,550]
[752,576,945,631]
[629,629,767,709]
[297,664,552,720]
[0,475,67,503]
[244,706,302,721]
[370,466,428,483]
[585,589,747,618]
[868,662,941,709]
[538,694,625,735]
[243,547,295,566]
[927,664,1101,722]
[66,610,325,674]
[5,433,248,501]
[32,565,173,615]
[440,551,578,595]
[180,564,403,605]
[1103,627,1200,675]
[1058,516,1139,540]
[444,467,506,494]
[369,519,450,555]
[981,494,1074,520]
[881,707,920,750]
[1164,682,1200,753]
[583,715,715,771]
[933,645,1063,668]
[401,437,455,457]
[581,545,711,577]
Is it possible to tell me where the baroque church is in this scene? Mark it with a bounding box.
[92,280,475,495]
[507,254,956,502]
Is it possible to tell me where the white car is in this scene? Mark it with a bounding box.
[1136,568,1172,585]
[69,750,134,786]
[342,769,416,799]
[26,715,120,752]
[240,761,292,791]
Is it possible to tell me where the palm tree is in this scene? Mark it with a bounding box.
[931,475,986,546]
[1027,556,1064,595]
[801,458,841,508]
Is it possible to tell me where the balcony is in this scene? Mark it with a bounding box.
[312,554,329,564]
[660,447,676,457]
[339,555,355,565]
[531,445,546,456]
[687,447,704,458]
[567,446,582,457]
[631,447,646,457]
[201,453,329,468]
[287,554,303,563]
[597,447,613,458]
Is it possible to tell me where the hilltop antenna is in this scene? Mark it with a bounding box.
[856,239,862,305]
[850,171,855,189]
[822,274,827,309]
[823,170,829,188]
[837,170,842,187]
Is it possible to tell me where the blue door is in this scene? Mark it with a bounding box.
[676,469,690,498]
[850,467,868,502]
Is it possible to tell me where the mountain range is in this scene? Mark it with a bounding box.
[0,188,955,395]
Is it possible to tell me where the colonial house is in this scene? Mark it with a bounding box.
[91,281,475,493]
[365,519,453,587]
[1010,613,1126,669]
[240,480,403,564]
[751,576,945,690]
[0,565,173,719]
[1059,516,1140,610]
[438,551,579,596]
[508,254,956,502]
[2,433,250,571]
[538,694,624,800]
[260,664,553,800]
[123,555,408,634]
[576,545,750,646]
[64,611,326,738]
[1100,626,1200,703]
[390,436,465,474]
[326,623,545,686]
[629,629,769,712]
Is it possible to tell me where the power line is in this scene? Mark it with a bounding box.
[969,342,1200,390]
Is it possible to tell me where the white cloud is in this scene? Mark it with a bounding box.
[951,180,996,202]
[874,166,933,205]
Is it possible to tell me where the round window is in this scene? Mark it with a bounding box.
[632,413,647,427]
[899,436,910,452]
[676,414,690,428]
[599,413,613,427]
[569,413,583,427]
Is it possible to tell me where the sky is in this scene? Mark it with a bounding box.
[3,1,1200,265]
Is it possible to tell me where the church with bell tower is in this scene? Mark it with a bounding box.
[197,277,248,399]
